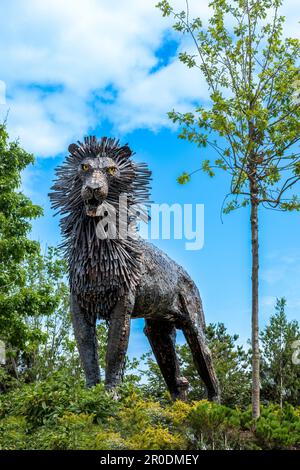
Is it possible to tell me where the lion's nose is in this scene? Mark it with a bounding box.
[92,187,105,200]
[83,185,107,200]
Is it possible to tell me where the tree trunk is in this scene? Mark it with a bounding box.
[280,374,283,409]
[251,197,260,419]
[279,331,283,409]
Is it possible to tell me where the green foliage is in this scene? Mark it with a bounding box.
[127,425,186,450]
[0,125,42,350]
[0,246,79,391]
[0,132,81,387]
[0,373,299,450]
[243,404,300,450]
[260,298,300,406]
[26,413,98,450]
[157,0,300,211]
[201,159,215,178]
[188,400,242,449]
[23,377,118,430]
[0,305,299,450]
[0,416,28,450]
[0,126,67,379]
[177,172,191,185]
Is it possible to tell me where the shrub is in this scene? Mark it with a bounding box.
[253,405,300,449]
[0,376,299,450]
[72,384,120,424]
[128,426,187,450]
[188,400,242,449]
[25,413,100,450]
[0,416,27,450]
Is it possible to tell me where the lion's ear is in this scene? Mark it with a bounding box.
[121,144,132,159]
[68,143,79,155]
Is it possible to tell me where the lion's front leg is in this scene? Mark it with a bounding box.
[105,293,134,392]
[71,294,100,388]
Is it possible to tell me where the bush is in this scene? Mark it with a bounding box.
[0,376,299,450]
[26,413,97,450]
[127,426,187,450]
[187,400,241,449]
[0,416,27,450]
[253,405,300,449]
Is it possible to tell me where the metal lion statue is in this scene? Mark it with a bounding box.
[49,136,219,401]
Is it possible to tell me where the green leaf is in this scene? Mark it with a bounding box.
[177,172,191,185]
[202,160,215,177]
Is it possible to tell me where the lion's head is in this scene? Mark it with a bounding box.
[50,135,151,223]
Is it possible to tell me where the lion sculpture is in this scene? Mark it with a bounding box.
[50,136,219,401]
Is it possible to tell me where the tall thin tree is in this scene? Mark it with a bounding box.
[157,0,300,418]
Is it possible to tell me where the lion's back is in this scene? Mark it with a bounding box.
[132,239,197,320]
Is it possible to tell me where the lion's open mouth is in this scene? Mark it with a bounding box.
[85,196,102,217]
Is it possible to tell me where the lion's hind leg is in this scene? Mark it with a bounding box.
[179,295,220,402]
[144,319,189,401]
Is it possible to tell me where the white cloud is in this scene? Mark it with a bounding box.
[0,0,299,156]
[1,0,171,155]
[104,59,209,132]
[6,87,95,156]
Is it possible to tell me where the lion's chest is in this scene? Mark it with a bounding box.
[70,257,126,319]
[69,236,142,319]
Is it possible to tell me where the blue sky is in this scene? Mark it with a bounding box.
[1,0,300,358]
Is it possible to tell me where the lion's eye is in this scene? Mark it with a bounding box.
[81,163,90,171]
[106,166,117,176]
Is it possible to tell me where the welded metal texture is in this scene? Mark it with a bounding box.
[49,136,219,401]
